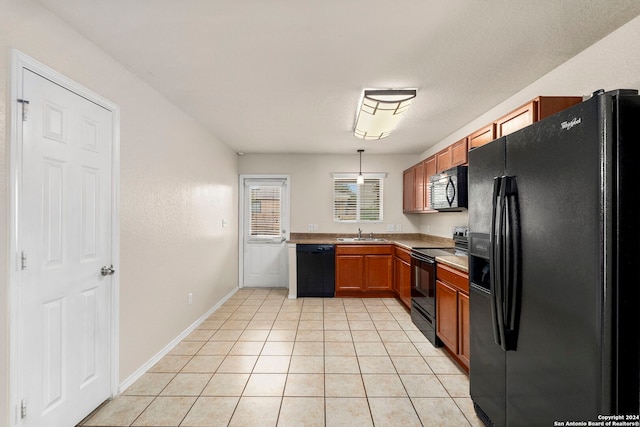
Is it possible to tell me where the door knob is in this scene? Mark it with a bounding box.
[101,265,115,276]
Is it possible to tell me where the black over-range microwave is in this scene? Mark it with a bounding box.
[428,165,468,211]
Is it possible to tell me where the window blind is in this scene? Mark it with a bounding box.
[249,185,282,237]
[333,174,384,223]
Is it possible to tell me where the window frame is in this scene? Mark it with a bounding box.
[332,172,385,223]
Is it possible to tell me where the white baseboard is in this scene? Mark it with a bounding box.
[118,287,239,393]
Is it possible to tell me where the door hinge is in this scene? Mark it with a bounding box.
[20,399,27,419]
[21,251,27,270]
[17,99,30,121]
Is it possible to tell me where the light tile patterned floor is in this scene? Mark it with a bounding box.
[80,288,483,427]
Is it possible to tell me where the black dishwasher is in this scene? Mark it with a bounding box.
[296,244,335,297]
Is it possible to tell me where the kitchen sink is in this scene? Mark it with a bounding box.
[336,237,387,242]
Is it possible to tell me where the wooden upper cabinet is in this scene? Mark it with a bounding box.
[403,155,437,213]
[468,123,496,149]
[403,168,415,213]
[467,96,582,152]
[496,96,583,138]
[436,149,452,173]
[436,138,467,173]
[496,101,536,138]
[414,161,425,212]
[450,138,468,167]
[423,155,437,212]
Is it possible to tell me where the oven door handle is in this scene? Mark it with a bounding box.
[410,252,435,264]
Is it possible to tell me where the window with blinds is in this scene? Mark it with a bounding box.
[249,185,282,238]
[333,173,384,223]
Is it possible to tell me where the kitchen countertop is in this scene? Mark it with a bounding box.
[435,254,469,272]
[288,232,468,272]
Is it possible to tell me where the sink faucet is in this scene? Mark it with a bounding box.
[358,228,362,239]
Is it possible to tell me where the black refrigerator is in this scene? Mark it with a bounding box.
[468,89,640,426]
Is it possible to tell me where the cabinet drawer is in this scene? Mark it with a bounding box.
[336,245,392,255]
[436,263,469,293]
[394,246,411,263]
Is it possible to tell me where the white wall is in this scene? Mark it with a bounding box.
[415,14,640,237]
[238,154,423,235]
[0,1,239,424]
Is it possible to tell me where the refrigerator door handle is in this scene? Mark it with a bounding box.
[497,175,509,350]
[490,176,506,348]
[503,176,522,351]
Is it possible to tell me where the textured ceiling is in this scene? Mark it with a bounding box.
[36,0,640,154]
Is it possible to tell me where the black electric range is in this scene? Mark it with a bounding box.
[410,227,468,346]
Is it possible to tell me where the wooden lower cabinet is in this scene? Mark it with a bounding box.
[435,263,470,371]
[458,292,470,367]
[394,246,412,309]
[365,255,393,290]
[335,255,364,291]
[436,280,458,350]
[335,245,394,297]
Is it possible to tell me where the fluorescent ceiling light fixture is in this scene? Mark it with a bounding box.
[353,89,417,140]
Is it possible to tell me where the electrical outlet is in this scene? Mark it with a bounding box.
[308,224,314,231]
[221,219,229,228]
[386,224,395,232]
[396,224,402,232]
[188,293,193,305]
[313,224,318,231]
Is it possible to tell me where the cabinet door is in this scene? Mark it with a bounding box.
[398,258,411,308]
[458,292,470,368]
[414,162,425,212]
[496,101,536,137]
[450,138,468,167]
[365,255,393,290]
[393,258,401,294]
[423,156,437,212]
[436,147,452,173]
[335,255,364,291]
[436,280,458,352]
[468,123,496,149]
[403,168,415,212]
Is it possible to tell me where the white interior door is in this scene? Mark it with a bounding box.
[242,177,289,288]
[18,69,114,427]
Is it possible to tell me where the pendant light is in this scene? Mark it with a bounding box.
[357,149,365,185]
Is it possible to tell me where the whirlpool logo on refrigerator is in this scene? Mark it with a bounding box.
[561,117,582,130]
